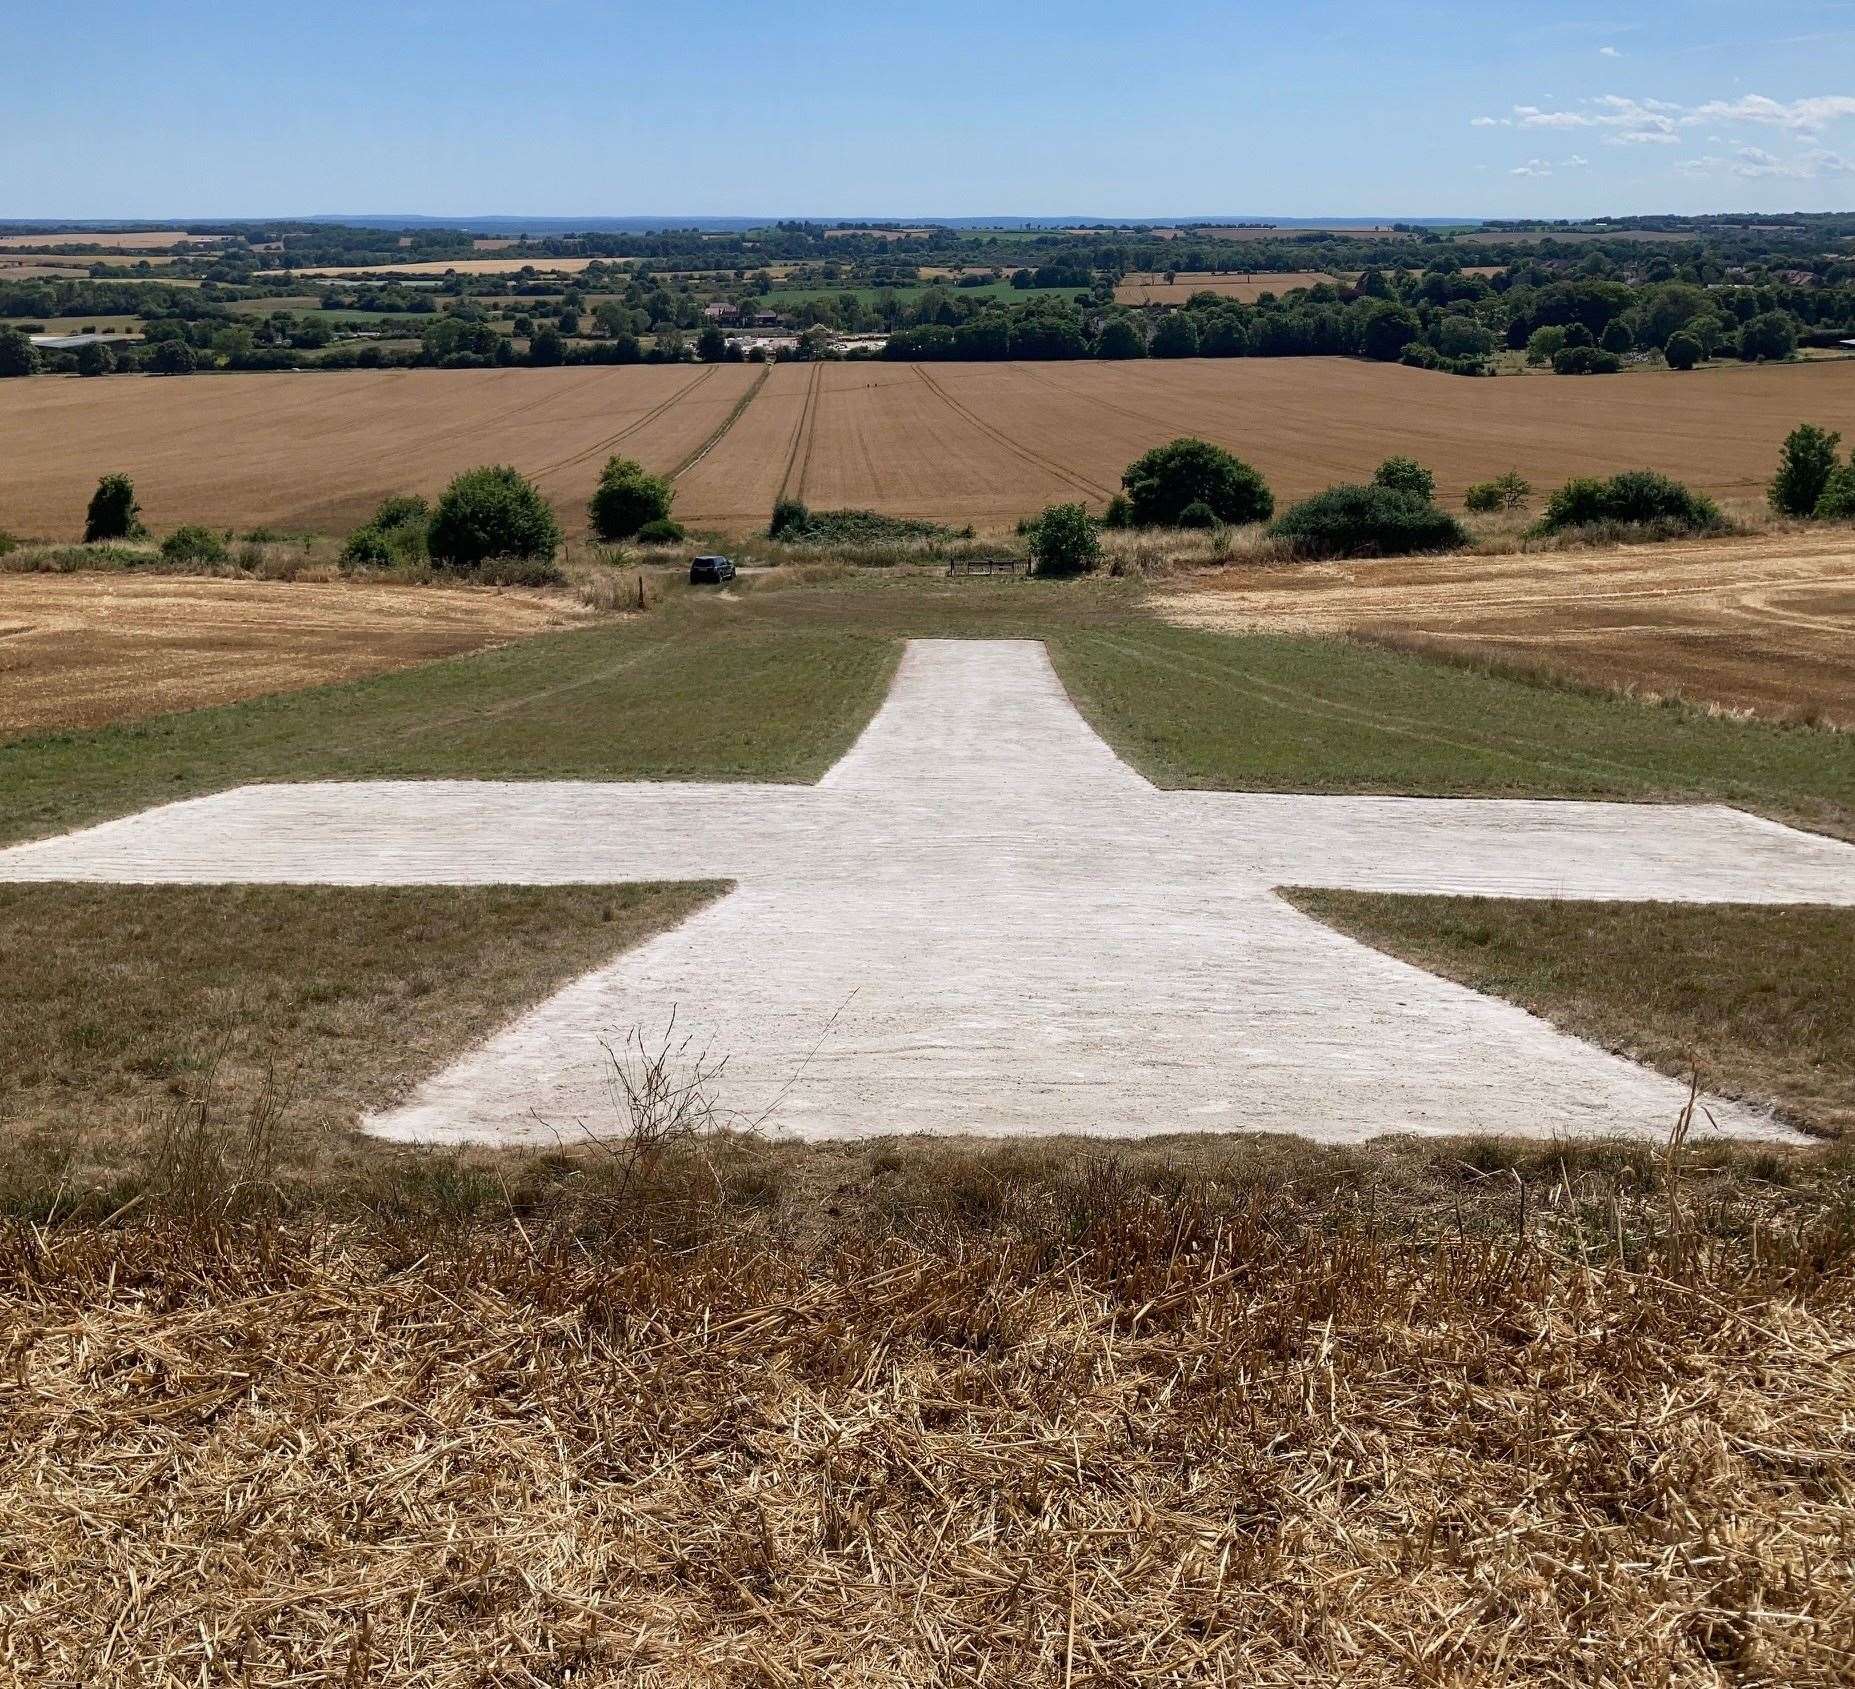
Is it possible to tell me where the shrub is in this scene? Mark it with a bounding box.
[1552,345,1622,375]
[1768,424,1842,517]
[1149,313,1199,359]
[1176,500,1218,530]
[768,497,810,539]
[1814,463,1855,521]
[1027,502,1101,576]
[84,474,143,543]
[1524,325,1566,366]
[588,455,673,541]
[159,524,229,565]
[635,517,686,544]
[76,340,115,377]
[1270,483,1468,560]
[1094,317,1146,360]
[427,465,562,569]
[1599,319,1634,355]
[1101,493,1133,529]
[1121,438,1273,528]
[342,493,431,567]
[1371,457,1436,503]
[0,531,17,557]
[1738,312,1796,362]
[1463,470,1531,514]
[1663,331,1702,371]
[1538,470,1722,535]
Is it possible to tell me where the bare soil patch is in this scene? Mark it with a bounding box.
[0,575,577,737]
[1160,529,1855,726]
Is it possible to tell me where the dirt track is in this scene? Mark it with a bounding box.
[0,575,574,737]
[1161,530,1855,726]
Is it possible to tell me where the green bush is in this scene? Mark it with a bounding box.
[0,329,38,378]
[83,474,143,543]
[1463,470,1531,514]
[1101,493,1133,529]
[768,497,810,539]
[761,507,963,545]
[0,531,17,558]
[76,340,115,378]
[1814,463,1855,520]
[1176,500,1218,530]
[1371,457,1436,503]
[1768,424,1842,517]
[342,494,431,567]
[1539,470,1722,535]
[1027,502,1101,576]
[428,465,562,569]
[588,455,674,540]
[1121,438,1273,528]
[159,525,229,565]
[635,517,686,544]
[1270,484,1468,559]
[1552,345,1622,375]
[1663,332,1702,371]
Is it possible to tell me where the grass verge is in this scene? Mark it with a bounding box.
[1287,892,1855,1137]
[0,881,723,1199]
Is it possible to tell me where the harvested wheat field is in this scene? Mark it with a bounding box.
[1114,270,1339,305]
[6,358,1855,536]
[0,230,212,250]
[263,255,623,279]
[1162,529,1855,726]
[0,575,575,737]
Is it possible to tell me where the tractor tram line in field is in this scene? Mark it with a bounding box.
[671,361,773,481]
[528,363,721,482]
[776,363,824,505]
[910,364,1116,502]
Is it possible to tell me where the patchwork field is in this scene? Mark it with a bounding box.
[1162,529,1855,727]
[262,255,622,278]
[0,230,211,250]
[0,574,575,736]
[6,357,1853,537]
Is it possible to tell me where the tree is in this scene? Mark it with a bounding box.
[1371,457,1436,503]
[84,474,143,542]
[150,338,198,374]
[1768,423,1842,517]
[1094,317,1145,361]
[1599,318,1634,355]
[1663,331,1702,371]
[1121,438,1273,528]
[1149,312,1199,358]
[696,324,728,362]
[0,329,39,377]
[427,465,562,568]
[1525,325,1566,366]
[1435,316,1494,358]
[1027,502,1100,576]
[588,455,674,541]
[1359,302,1422,362]
[1738,312,1797,362]
[76,340,115,377]
[528,327,564,367]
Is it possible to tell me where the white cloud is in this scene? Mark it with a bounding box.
[1686,94,1855,131]
[1562,154,1590,167]
[1470,115,1508,127]
[1599,45,1622,58]
[1510,159,1555,176]
[1498,90,1855,146]
[1675,143,1855,179]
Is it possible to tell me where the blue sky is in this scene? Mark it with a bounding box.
[6,0,1855,219]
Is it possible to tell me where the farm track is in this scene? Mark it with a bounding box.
[671,362,772,480]
[529,365,720,481]
[911,366,1115,501]
[777,364,823,503]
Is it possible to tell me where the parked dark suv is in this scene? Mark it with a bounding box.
[689,554,737,585]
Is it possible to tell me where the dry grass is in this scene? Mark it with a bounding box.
[0,568,582,736]
[1160,526,1855,728]
[1113,270,1340,305]
[0,882,723,1198]
[1285,894,1855,1140]
[4,1128,1853,1685]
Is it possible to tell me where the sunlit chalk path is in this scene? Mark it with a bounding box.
[5,640,1852,1144]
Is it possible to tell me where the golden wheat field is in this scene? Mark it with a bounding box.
[4,358,1854,537]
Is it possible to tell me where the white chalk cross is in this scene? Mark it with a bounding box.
[4,640,1850,1144]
